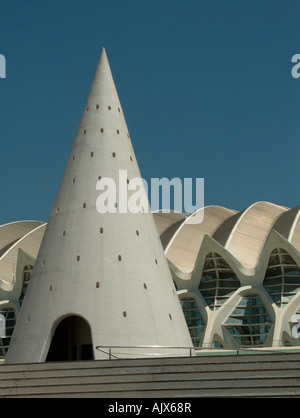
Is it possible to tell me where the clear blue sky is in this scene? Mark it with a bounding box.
[0,0,299,224]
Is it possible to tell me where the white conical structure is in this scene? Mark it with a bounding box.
[6,48,192,363]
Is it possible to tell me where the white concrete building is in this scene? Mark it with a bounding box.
[2,202,300,360]
[4,49,192,364]
[1,50,300,363]
[160,203,300,349]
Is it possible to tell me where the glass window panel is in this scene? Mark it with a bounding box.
[281,254,297,265]
[224,296,273,348]
[265,266,282,278]
[204,259,215,270]
[278,248,287,254]
[19,264,34,307]
[180,297,205,348]
[263,248,300,307]
[216,258,230,269]
[199,282,217,292]
[264,277,282,286]
[201,290,216,298]
[284,268,300,277]
[199,253,240,310]
[202,272,217,282]
[268,255,280,266]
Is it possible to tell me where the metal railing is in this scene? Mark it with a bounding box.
[95,344,293,360]
[96,345,196,360]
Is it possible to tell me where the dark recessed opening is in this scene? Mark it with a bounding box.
[46,316,94,362]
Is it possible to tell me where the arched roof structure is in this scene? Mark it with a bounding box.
[0,222,46,285]
[0,221,44,258]
[162,206,237,273]
[2,202,300,282]
[273,204,300,252]
[213,202,288,268]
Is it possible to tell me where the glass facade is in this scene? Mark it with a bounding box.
[0,306,16,357]
[0,264,33,358]
[180,297,205,347]
[224,295,273,347]
[263,249,300,307]
[19,264,34,306]
[199,253,240,310]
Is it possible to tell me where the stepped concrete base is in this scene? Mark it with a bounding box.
[1,353,300,398]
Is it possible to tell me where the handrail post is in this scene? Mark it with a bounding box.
[109,347,111,360]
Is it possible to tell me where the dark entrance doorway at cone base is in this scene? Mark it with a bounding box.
[46,316,93,362]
